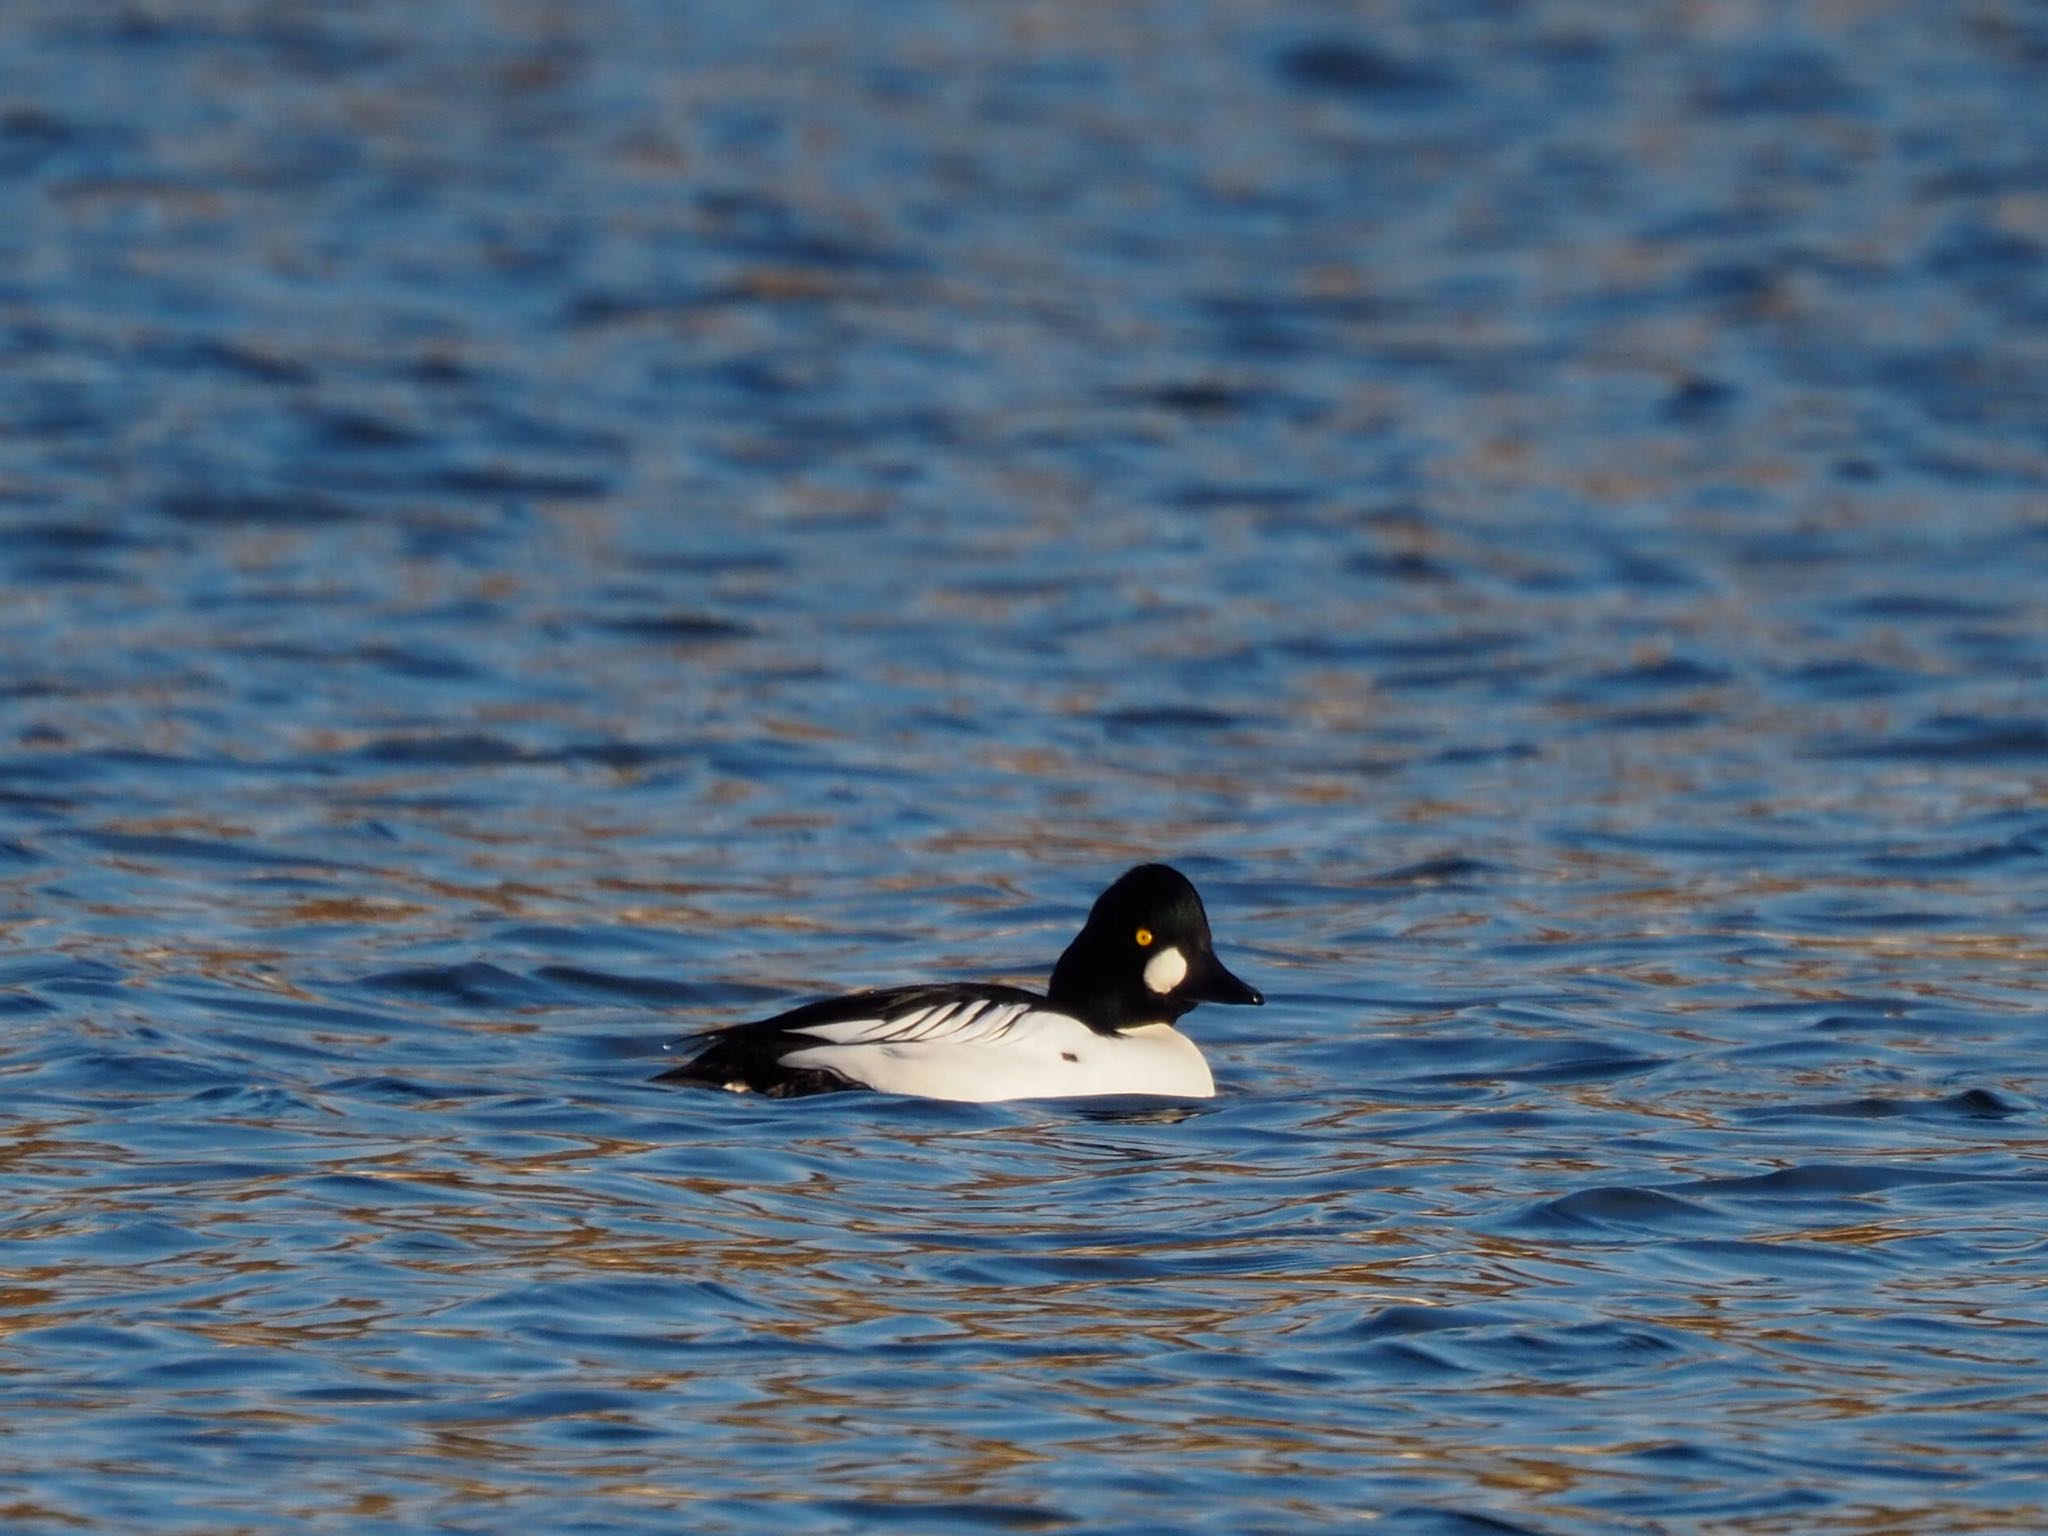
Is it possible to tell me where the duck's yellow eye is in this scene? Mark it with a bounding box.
[1135,927,1154,947]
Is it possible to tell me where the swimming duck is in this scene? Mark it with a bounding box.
[657,863,1261,1101]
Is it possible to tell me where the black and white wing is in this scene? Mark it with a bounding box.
[657,984,1047,1097]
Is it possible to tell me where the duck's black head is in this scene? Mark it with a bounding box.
[1047,863,1263,1032]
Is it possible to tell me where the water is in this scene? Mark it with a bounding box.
[3,1,2047,1531]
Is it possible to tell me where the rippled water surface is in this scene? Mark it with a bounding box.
[5,2,2048,1531]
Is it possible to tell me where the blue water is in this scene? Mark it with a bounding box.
[4,2,2048,1531]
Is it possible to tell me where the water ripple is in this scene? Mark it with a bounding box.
[4,0,2048,1532]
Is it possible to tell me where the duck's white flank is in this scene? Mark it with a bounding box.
[773,1002,1215,1102]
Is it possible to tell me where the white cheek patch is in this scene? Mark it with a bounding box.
[1143,945,1188,995]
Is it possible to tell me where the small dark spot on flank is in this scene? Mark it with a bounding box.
[1061,1052,1079,1062]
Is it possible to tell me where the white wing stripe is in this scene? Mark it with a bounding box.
[788,997,1036,1048]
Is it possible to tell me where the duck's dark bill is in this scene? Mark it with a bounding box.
[1186,954,1262,1006]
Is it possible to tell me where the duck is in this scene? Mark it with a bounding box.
[656,863,1262,1102]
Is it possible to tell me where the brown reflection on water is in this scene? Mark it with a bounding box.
[5,1070,2040,1536]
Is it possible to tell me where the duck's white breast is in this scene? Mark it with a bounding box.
[777,1008,1215,1102]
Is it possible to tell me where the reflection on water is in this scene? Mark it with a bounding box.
[5,0,2048,1531]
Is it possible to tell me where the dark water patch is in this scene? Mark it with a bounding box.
[143,334,314,387]
[0,681,72,711]
[1560,655,1733,697]
[296,1171,490,1206]
[156,487,360,527]
[324,1073,501,1104]
[1596,545,1709,594]
[1662,375,1739,424]
[564,285,722,330]
[308,406,428,450]
[0,956,126,990]
[1342,1338,1469,1381]
[1169,480,1316,511]
[1813,717,2048,763]
[696,747,902,798]
[119,1349,312,1390]
[1350,548,1458,583]
[8,1323,170,1357]
[1804,1008,1989,1037]
[1376,1106,1567,1141]
[1603,1481,1840,1525]
[80,1217,210,1261]
[1365,1030,1566,1075]
[117,1159,301,1189]
[1557,825,1843,860]
[635,544,788,577]
[178,1081,317,1116]
[1860,832,2044,873]
[556,1417,668,1445]
[449,1275,791,1331]
[1274,628,1524,665]
[465,1387,656,1425]
[1928,214,2046,287]
[1,519,148,556]
[1510,1185,1728,1236]
[1414,1049,1667,1089]
[0,764,82,813]
[26,1047,251,1097]
[290,1384,434,1405]
[1841,591,2016,621]
[359,642,486,682]
[0,550,125,583]
[1713,993,1937,1026]
[495,924,683,956]
[533,965,713,1006]
[695,187,923,274]
[1455,1320,1693,1379]
[93,5,402,70]
[594,612,758,644]
[816,1500,1072,1532]
[355,961,552,1008]
[1275,39,1461,105]
[1683,1163,2048,1199]
[699,355,820,400]
[1366,856,1505,887]
[1430,741,1538,765]
[1382,659,1544,694]
[220,636,483,684]
[1740,1089,2024,1124]
[1693,44,1863,117]
[1567,706,1720,732]
[1194,292,1367,358]
[1101,705,1243,735]
[1666,1239,1897,1278]
[0,104,93,176]
[353,733,533,767]
[1111,380,1295,418]
[434,461,617,501]
[550,739,693,772]
[1621,1441,1768,1480]
[1368,1508,1557,1536]
[1350,1304,1523,1340]
[175,989,414,1040]
[1815,906,1967,931]
[71,748,332,783]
